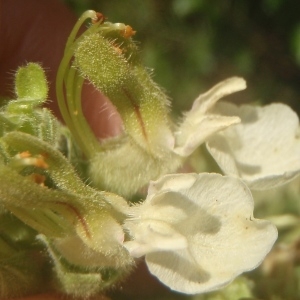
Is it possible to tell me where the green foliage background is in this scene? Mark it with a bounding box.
[63,0,300,115]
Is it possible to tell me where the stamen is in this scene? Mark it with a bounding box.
[33,156,49,169]
[121,25,136,38]
[91,12,107,24]
[30,173,46,186]
[14,151,49,169]
[18,151,31,159]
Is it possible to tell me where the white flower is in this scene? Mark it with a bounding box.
[206,102,300,190]
[173,77,246,156]
[87,77,247,197]
[124,173,277,294]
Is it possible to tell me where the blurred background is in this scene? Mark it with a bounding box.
[63,0,300,115]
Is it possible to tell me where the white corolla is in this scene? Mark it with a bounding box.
[124,173,277,294]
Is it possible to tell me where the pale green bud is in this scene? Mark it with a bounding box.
[8,63,48,113]
[1,63,59,145]
[15,62,48,101]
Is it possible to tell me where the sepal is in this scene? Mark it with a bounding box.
[40,235,129,298]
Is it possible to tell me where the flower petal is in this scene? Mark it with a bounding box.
[207,102,300,189]
[174,77,245,157]
[190,77,246,114]
[125,173,277,294]
[124,220,187,258]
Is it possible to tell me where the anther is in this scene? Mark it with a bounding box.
[121,25,136,38]
[92,12,107,24]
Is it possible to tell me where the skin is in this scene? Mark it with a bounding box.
[0,0,169,299]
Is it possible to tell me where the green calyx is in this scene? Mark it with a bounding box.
[57,10,173,156]
[72,23,172,156]
[57,10,182,197]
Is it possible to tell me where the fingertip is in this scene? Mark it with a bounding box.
[0,0,76,109]
[81,82,123,139]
